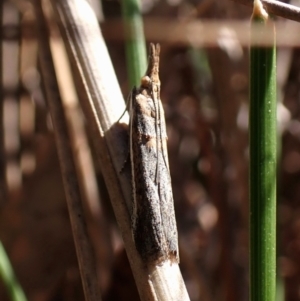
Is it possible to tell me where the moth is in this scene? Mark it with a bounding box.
[129,43,179,263]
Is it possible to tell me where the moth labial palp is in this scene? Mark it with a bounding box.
[129,43,179,264]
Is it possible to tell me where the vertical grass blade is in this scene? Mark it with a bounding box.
[0,242,27,301]
[121,0,147,87]
[249,1,277,301]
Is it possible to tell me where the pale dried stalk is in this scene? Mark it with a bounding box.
[49,0,190,300]
[101,18,300,47]
[50,36,114,288]
[32,0,101,300]
[231,0,300,23]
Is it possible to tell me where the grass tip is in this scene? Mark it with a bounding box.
[251,0,269,22]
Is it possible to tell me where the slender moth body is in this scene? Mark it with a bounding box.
[129,43,179,263]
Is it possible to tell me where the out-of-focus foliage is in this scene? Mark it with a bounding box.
[0,0,299,301]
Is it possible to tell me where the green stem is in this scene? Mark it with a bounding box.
[121,0,147,87]
[0,242,27,301]
[249,1,277,301]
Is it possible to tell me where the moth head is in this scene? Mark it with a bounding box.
[141,76,151,88]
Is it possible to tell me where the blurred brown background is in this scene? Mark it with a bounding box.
[1,0,300,300]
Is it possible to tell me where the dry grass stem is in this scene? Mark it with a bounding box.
[231,0,300,23]
[32,1,102,300]
[49,0,189,300]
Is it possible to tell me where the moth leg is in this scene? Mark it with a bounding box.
[117,89,134,123]
[118,88,136,173]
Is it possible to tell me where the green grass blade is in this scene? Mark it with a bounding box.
[0,242,27,301]
[249,1,277,301]
[121,0,147,87]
